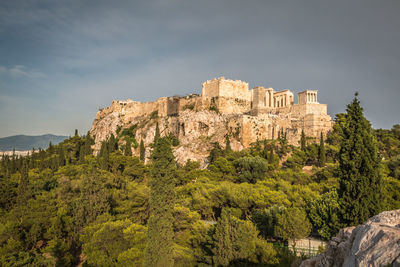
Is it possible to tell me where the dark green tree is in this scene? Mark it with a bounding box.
[58,146,65,167]
[140,140,145,162]
[74,129,78,136]
[300,130,306,151]
[225,135,231,153]
[17,160,30,206]
[208,142,224,164]
[338,94,384,226]
[124,139,132,156]
[98,141,109,170]
[262,139,269,160]
[318,132,326,167]
[144,138,176,267]
[154,122,160,142]
[108,134,118,153]
[268,146,274,165]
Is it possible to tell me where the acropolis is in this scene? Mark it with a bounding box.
[91,77,333,162]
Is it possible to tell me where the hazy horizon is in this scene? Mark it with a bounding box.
[1,0,400,137]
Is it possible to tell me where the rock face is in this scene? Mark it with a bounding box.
[89,77,333,166]
[300,209,400,267]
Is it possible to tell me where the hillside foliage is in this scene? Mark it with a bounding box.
[1,102,400,266]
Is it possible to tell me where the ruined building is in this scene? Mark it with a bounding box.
[90,77,332,164]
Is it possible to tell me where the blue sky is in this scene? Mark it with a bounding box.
[1,0,399,137]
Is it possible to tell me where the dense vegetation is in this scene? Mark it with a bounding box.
[1,97,399,266]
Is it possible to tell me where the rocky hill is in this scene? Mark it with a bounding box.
[89,77,332,166]
[300,209,400,267]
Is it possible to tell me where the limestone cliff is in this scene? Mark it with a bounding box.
[89,77,333,165]
[300,209,400,267]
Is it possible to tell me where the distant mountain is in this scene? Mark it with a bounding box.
[0,134,69,151]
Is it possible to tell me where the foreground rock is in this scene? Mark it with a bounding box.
[301,209,400,267]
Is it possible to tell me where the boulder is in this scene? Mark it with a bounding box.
[300,209,400,267]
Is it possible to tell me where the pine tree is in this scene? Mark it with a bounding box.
[145,138,176,267]
[224,135,231,152]
[74,129,79,136]
[300,130,306,151]
[318,132,326,167]
[154,122,160,142]
[338,94,384,226]
[140,140,145,162]
[124,139,132,156]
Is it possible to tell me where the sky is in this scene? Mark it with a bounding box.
[0,0,399,137]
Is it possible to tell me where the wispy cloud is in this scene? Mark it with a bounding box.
[0,65,45,78]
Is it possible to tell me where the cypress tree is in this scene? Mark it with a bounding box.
[83,133,93,156]
[318,132,326,167]
[154,122,160,142]
[263,139,269,160]
[108,134,118,153]
[17,160,30,206]
[300,130,306,151]
[124,139,132,156]
[338,94,384,226]
[140,140,145,162]
[145,138,176,267]
[225,135,231,152]
[58,146,65,167]
[99,141,109,170]
[79,145,85,162]
[213,209,233,266]
[74,129,78,136]
[268,146,274,165]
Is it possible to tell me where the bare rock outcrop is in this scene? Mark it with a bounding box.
[300,209,400,267]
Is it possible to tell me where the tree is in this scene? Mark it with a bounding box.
[268,146,274,165]
[234,156,268,183]
[154,122,160,142]
[140,140,145,162]
[144,138,176,267]
[208,142,224,164]
[125,139,132,156]
[308,191,340,240]
[274,207,311,250]
[318,132,326,167]
[213,209,277,266]
[74,129,78,136]
[337,94,384,226]
[213,209,233,266]
[17,160,30,206]
[300,130,306,151]
[108,134,118,153]
[224,135,231,153]
[58,146,65,167]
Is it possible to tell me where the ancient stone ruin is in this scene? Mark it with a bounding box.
[90,77,333,164]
